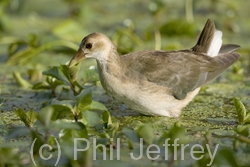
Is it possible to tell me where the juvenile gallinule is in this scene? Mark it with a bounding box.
[69,19,240,117]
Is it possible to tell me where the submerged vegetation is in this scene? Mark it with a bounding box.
[0,0,250,166]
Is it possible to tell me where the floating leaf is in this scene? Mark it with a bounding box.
[233,98,246,124]
[13,72,32,89]
[14,109,37,127]
[206,118,237,125]
[137,124,154,145]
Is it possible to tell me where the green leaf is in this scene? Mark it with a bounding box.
[102,110,112,128]
[90,101,107,111]
[8,39,26,56]
[43,66,69,85]
[49,104,73,120]
[218,149,239,167]
[28,69,43,82]
[137,124,154,145]
[158,122,189,150]
[60,64,71,81]
[25,110,38,127]
[244,116,250,124]
[27,34,38,47]
[57,88,75,100]
[81,110,102,127]
[61,64,80,82]
[46,76,64,89]
[14,108,26,124]
[52,20,88,41]
[122,128,140,143]
[245,112,250,120]
[7,39,78,65]
[13,72,32,89]
[235,125,249,137]
[160,19,195,37]
[7,46,36,65]
[168,122,189,144]
[72,80,83,91]
[32,82,50,90]
[83,66,99,84]
[76,88,92,109]
[31,130,45,155]
[233,98,246,124]
[53,120,85,130]
[0,148,21,165]
[37,106,54,128]
[59,122,88,143]
[14,108,37,127]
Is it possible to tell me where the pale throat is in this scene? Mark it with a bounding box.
[95,49,124,95]
[95,44,123,74]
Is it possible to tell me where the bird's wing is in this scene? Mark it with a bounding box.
[122,50,239,100]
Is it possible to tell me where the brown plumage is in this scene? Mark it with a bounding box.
[69,19,240,117]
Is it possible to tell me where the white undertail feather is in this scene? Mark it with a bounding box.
[207,30,222,57]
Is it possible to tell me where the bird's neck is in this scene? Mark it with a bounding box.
[96,47,123,78]
[96,48,124,94]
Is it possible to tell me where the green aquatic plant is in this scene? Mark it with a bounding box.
[233,98,250,125]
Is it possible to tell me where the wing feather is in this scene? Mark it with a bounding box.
[122,50,221,100]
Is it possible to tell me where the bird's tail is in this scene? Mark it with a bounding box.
[192,19,223,57]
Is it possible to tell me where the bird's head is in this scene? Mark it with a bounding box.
[68,32,113,68]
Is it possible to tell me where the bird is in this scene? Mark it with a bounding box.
[68,19,240,117]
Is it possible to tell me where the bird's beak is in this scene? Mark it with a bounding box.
[68,49,86,68]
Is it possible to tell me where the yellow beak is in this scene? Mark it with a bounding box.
[68,49,86,68]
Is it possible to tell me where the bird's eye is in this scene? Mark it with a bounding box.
[86,43,92,49]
